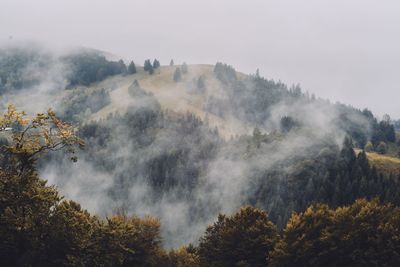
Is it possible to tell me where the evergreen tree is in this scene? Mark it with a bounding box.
[148,65,154,74]
[280,116,297,133]
[118,59,127,75]
[173,67,182,82]
[196,76,206,91]
[181,62,188,74]
[169,59,174,66]
[143,59,154,75]
[153,59,160,69]
[376,141,387,154]
[128,61,137,74]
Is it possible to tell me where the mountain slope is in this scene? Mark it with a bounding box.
[355,149,400,176]
[88,64,251,139]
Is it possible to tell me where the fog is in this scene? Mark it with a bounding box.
[0,39,375,247]
[0,0,396,249]
[1,0,400,117]
[0,45,361,247]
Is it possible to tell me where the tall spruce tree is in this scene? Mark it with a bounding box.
[128,61,137,74]
[153,59,160,69]
[144,59,154,74]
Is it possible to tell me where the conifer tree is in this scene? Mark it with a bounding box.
[173,67,182,82]
[128,61,137,74]
[153,59,160,69]
[181,62,188,74]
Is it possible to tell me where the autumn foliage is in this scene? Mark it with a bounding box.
[1,106,400,266]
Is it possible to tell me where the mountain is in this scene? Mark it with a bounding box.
[1,45,400,252]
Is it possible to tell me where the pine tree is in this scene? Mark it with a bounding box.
[153,59,160,69]
[197,75,206,90]
[118,59,127,75]
[144,59,154,74]
[144,59,152,71]
[128,61,137,74]
[181,62,188,74]
[173,67,182,82]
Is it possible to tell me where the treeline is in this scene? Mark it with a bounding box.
[0,46,52,93]
[1,106,400,266]
[231,130,400,229]
[1,164,399,266]
[77,105,220,196]
[0,46,134,93]
[60,87,111,123]
[211,63,397,150]
[199,201,400,267]
[63,52,127,87]
[50,96,400,233]
[49,83,400,233]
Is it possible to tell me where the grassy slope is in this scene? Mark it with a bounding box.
[355,149,400,176]
[89,65,251,139]
[366,152,400,176]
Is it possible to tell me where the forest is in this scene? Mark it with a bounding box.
[0,110,399,266]
[1,47,400,266]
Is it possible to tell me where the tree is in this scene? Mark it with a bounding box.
[269,199,400,267]
[43,200,98,266]
[118,59,127,75]
[0,105,84,266]
[280,116,297,133]
[0,105,165,267]
[169,59,174,66]
[181,62,188,74]
[144,59,154,74]
[93,214,162,267]
[376,141,387,154]
[128,61,137,74]
[213,62,237,84]
[173,67,182,82]
[0,105,84,173]
[364,141,373,152]
[198,206,279,267]
[197,76,206,91]
[149,66,154,75]
[162,246,199,267]
[153,59,160,69]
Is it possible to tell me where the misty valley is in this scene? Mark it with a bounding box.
[1,45,400,267]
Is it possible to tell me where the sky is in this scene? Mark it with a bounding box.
[1,0,399,118]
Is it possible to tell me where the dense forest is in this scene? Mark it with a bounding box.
[0,45,128,94]
[1,46,400,266]
[0,110,399,266]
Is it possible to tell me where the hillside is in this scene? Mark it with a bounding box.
[1,47,400,250]
[85,64,251,139]
[355,149,400,176]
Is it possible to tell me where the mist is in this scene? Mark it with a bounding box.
[2,0,400,118]
[0,40,379,248]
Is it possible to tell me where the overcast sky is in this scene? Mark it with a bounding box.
[1,0,399,118]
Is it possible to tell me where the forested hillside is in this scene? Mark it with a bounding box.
[1,45,400,266]
[1,111,399,266]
